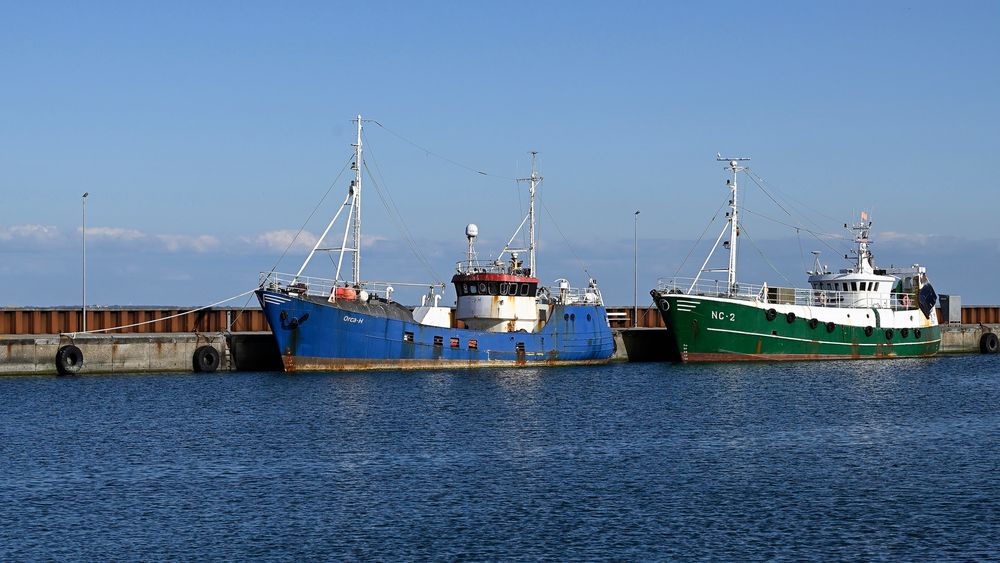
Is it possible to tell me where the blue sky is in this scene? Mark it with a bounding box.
[2,1,999,307]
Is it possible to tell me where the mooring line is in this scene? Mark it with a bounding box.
[62,288,260,337]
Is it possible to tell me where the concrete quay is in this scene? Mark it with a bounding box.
[0,332,282,376]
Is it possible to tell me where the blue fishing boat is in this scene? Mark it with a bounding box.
[256,116,615,371]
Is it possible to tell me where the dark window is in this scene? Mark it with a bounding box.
[500,283,509,296]
[489,282,498,295]
[433,335,443,347]
[851,282,858,291]
[520,283,529,296]
[468,339,478,350]
[403,331,414,342]
[450,337,459,348]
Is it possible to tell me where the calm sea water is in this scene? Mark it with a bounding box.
[2,356,998,560]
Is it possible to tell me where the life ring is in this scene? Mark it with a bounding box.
[765,308,777,321]
[786,312,796,324]
[902,294,912,309]
[55,345,84,376]
[193,345,221,373]
[980,332,999,354]
[864,326,874,337]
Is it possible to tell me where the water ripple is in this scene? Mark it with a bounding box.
[1,356,999,559]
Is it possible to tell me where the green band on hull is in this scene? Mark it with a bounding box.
[652,291,940,363]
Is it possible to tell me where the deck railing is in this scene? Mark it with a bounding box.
[655,277,919,311]
[259,272,442,302]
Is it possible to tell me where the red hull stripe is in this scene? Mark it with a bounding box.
[451,273,539,283]
[683,351,936,362]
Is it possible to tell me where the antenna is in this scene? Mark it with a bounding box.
[716,155,750,294]
[515,151,541,277]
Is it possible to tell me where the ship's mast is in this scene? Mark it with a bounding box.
[351,114,363,286]
[718,155,750,295]
[848,212,874,274]
[528,151,538,276]
[513,151,541,277]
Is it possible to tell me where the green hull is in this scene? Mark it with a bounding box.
[650,290,940,362]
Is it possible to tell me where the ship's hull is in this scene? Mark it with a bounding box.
[258,289,615,371]
[650,290,940,362]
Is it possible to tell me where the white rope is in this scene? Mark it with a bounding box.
[62,288,260,337]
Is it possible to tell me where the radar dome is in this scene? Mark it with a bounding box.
[466,224,479,238]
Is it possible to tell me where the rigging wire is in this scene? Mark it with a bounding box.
[738,224,795,287]
[266,153,355,275]
[362,151,444,284]
[536,190,593,281]
[673,197,730,278]
[363,131,443,282]
[369,120,516,180]
[744,167,840,233]
[740,207,846,255]
[230,153,355,331]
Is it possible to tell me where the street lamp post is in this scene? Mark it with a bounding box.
[82,192,89,332]
[633,210,640,327]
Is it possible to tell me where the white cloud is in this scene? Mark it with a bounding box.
[361,234,389,248]
[0,224,62,242]
[84,226,147,241]
[156,234,222,253]
[244,229,319,253]
[878,231,933,245]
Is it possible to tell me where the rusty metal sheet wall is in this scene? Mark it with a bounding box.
[0,308,267,335]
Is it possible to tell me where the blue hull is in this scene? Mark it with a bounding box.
[257,290,616,371]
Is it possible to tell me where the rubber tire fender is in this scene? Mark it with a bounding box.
[786,312,796,324]
[808,318,818,329]
[765,308,777,321]
[864,326,874,337]
[55,345,84,376]
[914,328,922,339]
[193,345,221,373]
[825,322,836,333]
[885,328,894,340]
[980,332,999,354]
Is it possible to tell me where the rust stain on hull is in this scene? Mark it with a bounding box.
[281,356,611,372]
